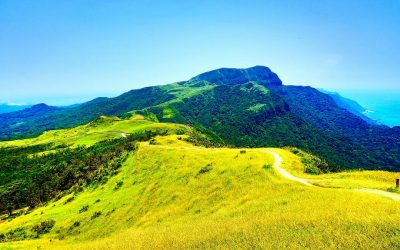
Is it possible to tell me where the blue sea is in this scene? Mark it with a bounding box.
[339,90,400,127]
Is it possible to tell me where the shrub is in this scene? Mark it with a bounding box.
[63,196,75,205]
[176,129,186,135]
[31,220,55,237]
[91,211,102,220]
[198,165,212,175]
[286,147,331,174]
[0,227,27,242]
[302,155,329,175]
[262,164,272,170]
[114,181,124,190]
[184,127,225,148]
[70,221,80,229]
[304,164,321,175]
[79,205,89,213]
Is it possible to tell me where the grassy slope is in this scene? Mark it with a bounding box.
[0,80,213,141]
[0,115,188,149]
[275,149,400,192]
[0,135,399,249]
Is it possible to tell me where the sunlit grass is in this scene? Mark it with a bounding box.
[274,149,400,192]
[1,136,399,249]
[0,115,188,149]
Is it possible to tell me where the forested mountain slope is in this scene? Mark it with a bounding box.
[274,86,400,169]
[0,66,399,170]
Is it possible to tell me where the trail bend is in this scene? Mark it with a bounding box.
[264,149,400,202]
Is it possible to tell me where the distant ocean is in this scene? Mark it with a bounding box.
[338,90,400,127]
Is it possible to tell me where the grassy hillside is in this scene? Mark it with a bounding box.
[1,135,399,249]
[0,115,188,148]
[0,81,213,141]
[0,116,190,217]
[277,148,400,193]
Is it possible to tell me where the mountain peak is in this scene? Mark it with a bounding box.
[31,103,50,109]
[27,103,58,112]
[190,66,282,87]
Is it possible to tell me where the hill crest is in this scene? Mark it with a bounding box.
[190,66,282,87]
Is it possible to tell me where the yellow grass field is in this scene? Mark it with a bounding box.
[0,123,399,249]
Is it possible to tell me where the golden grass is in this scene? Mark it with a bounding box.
[0,116,188,148]
[1,136,399,249]
[274,149,400,192]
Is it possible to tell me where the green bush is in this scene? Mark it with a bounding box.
[184,127,225,148]
[31,220,55,237]
[70,221,81,230]
[286,147,331,175]
[63,196,75,205]
[198,165,212,175]
[0,227,27,242]
[79,205,89,213]
[91,211,102,220]
[262,164,272,170]
[114,181,124,190]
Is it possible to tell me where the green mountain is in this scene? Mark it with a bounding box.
[0,66,399,170]
[1,68,400,249]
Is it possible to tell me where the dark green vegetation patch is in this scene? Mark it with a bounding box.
[0,130,173,216]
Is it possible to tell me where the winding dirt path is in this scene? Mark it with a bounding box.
[264,150,313,187]
[264,149,400,202]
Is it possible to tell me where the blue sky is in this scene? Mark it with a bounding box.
[0,0,399,105]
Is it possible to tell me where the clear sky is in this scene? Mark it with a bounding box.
[1,0,399,105]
